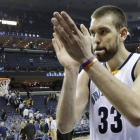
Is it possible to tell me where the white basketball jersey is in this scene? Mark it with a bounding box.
[89,53,140,140]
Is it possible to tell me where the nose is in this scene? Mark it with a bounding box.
[94,33,100,45]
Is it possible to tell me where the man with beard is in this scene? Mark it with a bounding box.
[51,5,140,140]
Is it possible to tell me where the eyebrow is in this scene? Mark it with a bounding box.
[99,27,110,31]
[89,26,110,33]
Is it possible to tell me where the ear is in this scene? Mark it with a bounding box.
[119,27,128,42]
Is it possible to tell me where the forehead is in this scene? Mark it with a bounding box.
[90,15,115,31]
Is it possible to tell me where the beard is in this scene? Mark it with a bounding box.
[93,37,119,62]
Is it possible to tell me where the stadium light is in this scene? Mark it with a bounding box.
[0,20,17,26]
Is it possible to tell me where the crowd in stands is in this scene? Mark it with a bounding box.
[0,89,89,139]
[0,87,89,140]
[2,90,58,118]
[0,89,60,140]
[0,116,57,140]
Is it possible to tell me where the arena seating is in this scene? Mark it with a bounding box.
[20,95,57,114]
[0,8,140,43]
[0,53,63,72]
[0,94,90,139]
[0,96,19,116]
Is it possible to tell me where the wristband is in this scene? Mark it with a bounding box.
[83,58,98,71]
[81,56,94,69]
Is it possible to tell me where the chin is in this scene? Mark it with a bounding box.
[96,51,117,62]
[96,55,113,62]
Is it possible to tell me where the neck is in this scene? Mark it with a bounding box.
[106,44,130,72]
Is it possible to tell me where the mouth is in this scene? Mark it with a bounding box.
[94,48,106,55]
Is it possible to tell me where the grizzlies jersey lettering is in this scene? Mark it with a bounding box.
[89,53,140,140]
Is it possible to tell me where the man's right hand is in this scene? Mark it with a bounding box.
[52,33,80,70]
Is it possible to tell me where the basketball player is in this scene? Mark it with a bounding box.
[51,5,140,140]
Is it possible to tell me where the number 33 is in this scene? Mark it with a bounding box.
[98,106,122,134]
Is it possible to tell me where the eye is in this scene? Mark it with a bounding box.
[100,30,108,35]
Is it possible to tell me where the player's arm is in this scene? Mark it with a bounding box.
[56,69,89,134]
[51,11,140,127]
[86,59,140,127]
[51,23,90,134]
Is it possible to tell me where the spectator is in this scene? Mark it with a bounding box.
[49,117,57,140]
[11,120,20,140]
[19,102,24,115]
[36,111,42,121]
[30,107,34,112]
[14,98,20,112]
[44,107,48,115]
[49,106,53,115]
[29,98,34,106]
[85,111,89,120]
[45,116,50,126]
[80,117,85,127]
[33,42,38,50]
[27,91,30,99]
[40,119,49,140]
[0,122,8,140]
[29,112,34,119]
[40,56,43,62]
[34,110,39,121]
[23,108,29,119]
[26,99,31,108]
[52,94,56,101]
[25,120,36,140]
[1,54,5,63]
[6,93,11,106]
[11,91,16,97]
[46,97,50,109]
[25,120,29,126]
[20,122,27,140]
[28,109,33,115]
[34,121,41,136]
[44,96,47,105]
[4,94,10,106]
[1,109,7,122]
[47,97,50,103]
